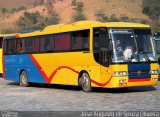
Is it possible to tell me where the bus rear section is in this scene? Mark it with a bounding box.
[0,36,3,75]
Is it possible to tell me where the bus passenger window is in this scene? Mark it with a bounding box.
[27,37,40,53]
[40,35,54,52]
[32,38,40,52]
[16,40,25,53]
[55,33,71,51]
[71,29,90,51]
[6,40,16,54]
[27,39,32,53]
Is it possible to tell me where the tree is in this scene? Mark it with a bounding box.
[46,12,60,25]
[95,10,108,22]
[71,0,77,6]
[120,16,130,22]
[74,12,86,21]
[11,8,17,14]
[17,12,43,30]
[17,6,26,12]
[142,0,160,20]
[46,0,53,15]
[1,8,8,18]
[109,14,119,22]
[33,0,45,7]
[72,1,86,21]
[16,11,60,30]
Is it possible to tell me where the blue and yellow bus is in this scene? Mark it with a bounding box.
[154,31,160,58]
[153,31,160,80]
[3,21,159,92]
[0,34,17,75]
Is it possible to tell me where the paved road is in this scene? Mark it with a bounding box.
[0,78,160,111]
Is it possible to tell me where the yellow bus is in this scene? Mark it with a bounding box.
[0,33,17,75]
[3,21,159,92]
[0,34,4,74]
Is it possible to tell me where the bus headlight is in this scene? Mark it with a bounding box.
[114,71,128,76]
[149,70,158,75]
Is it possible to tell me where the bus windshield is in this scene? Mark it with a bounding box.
[155,40,160,54]
[110,28,157,63]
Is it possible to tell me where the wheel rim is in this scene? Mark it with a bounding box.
[21,72,27,84]
[82,74,89,89]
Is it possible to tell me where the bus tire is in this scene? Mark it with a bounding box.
[79,72,92,92]
[20,71,29,87]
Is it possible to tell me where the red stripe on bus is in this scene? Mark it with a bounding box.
[91,76,112,87]
[29,54,50,83]
[29,54,80,83]
[28,54,112,87]
[128,78,151,82]
[48,66,80,81]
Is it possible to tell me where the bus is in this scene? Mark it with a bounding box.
[153,31,160,80]
[3,21,159,92]
[0,34,4,75]
[0,34,17,75]
[153,31,160,58]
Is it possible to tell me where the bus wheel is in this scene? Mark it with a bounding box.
[79,73,92,92]
[20,71,29,87]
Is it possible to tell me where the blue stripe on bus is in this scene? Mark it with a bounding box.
[4,55,46,83]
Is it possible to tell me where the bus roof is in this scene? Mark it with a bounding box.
[0,33,17,37]
[11,21,150,38]
[104,22,150,28]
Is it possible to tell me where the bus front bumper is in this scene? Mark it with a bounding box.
[105,75,159,88]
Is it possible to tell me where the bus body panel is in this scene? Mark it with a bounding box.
[4,55,26,81]
[4,52,158,88]
[4,53,159,88]
[26,55,46,83]
[28,52,101,86]
[4,54,46,83]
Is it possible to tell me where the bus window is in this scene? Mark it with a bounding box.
[27,37,40,53]
[55,33,71,52]
[5,39,16,54]
[71,29,90,51]
[0,37,3,48]
[40,35,54,52]
[16,39,25,53]
[82,30,89,50]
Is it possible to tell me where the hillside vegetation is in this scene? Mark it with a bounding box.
[0,0,159,33]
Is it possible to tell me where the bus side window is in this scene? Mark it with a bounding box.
[16,39,25,53]
[27,37,40,53]
[82,31,90,50]
[40,35,54,52]
[27,38,32,53]
[55,33,71,52]
[71,29,90,51]
[6,39,16,54]
[71,32,82,50]
[33,38,40,52]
